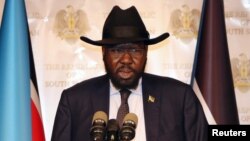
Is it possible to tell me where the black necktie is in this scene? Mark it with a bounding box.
[116,89,131,127]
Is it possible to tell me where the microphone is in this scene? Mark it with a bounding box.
[90,111,108,141]
[106,119,120,141]
[119,113,138,141]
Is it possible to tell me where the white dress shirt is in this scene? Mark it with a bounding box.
[109,79,146,141]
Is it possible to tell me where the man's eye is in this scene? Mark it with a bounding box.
[130,49,137,52]
[111,49,123,53]
[131,49,143,53]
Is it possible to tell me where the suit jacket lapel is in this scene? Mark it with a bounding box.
[142,74,160,141]
[91,75,110,116]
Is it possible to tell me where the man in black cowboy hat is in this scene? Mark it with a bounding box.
[51,6,208,141]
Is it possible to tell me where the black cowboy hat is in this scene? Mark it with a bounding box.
[80,6,169,46]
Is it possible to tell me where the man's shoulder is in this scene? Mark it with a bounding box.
[143,73,196,101]
[64,74,108,92]
[143,73,189,85]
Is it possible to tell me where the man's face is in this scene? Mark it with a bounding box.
[103,43,148,89]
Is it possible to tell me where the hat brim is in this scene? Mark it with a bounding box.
[80,32,170,46]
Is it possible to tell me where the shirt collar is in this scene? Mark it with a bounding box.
[110,78,142,96]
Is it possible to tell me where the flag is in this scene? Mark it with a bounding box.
[191,0,239,124]
[30,30,46,141]
[0,0,45,141]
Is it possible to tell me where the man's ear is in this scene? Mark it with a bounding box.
[145,46,148,54]
[102,47,105,56]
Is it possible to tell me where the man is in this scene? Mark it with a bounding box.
[51,6,208,141]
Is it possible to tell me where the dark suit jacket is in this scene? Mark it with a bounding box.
[51,73,208,141]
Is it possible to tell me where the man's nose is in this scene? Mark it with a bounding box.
[119,51,133,64]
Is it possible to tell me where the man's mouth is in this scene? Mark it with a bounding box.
[117,67,134,79]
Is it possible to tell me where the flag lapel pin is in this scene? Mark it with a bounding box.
[148,95,155,103]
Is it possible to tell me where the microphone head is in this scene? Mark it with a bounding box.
[92,111,108,124]
[90,111,108,141]
[106,119,119,141]
[122,113,138,128]
[107,119,120,131]
[120,113,138,140]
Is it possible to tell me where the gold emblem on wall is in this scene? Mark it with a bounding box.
[53,5,90,43]
[231,53,250,92]
[169,5,200,39]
